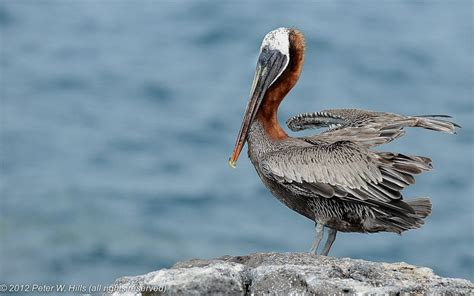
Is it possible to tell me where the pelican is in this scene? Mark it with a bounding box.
[228,27,458,256]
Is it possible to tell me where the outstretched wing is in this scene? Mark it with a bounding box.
[286,109,459,147]
[259,140,432,205]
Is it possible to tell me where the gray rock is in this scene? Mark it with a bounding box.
[106,252,473,295]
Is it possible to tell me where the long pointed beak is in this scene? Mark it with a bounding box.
[229,49,288,168]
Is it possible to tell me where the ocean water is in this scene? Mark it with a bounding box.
[0,0,473,288]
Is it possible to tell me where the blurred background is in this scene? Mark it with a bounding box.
[1,0,473,287]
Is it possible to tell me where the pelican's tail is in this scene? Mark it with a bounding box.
[406,197,432,219]
[366,197,432,234]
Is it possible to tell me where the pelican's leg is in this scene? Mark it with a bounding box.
[321,228,337,256]
[310,222,324,254]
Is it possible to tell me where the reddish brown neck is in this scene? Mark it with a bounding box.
[256,29,305,140]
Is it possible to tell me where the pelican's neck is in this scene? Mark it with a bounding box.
[256,29,305,140]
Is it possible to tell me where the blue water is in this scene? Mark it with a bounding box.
[1,0,473,287]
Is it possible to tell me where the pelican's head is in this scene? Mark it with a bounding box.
[229,27,292,168]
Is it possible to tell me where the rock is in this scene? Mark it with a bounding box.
[106,252,473,295]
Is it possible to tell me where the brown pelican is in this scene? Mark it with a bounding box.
[228,27,458,256]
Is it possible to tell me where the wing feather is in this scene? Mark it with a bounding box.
[266,108,457,205]
[286,109,458,147]
[259,140,432,204]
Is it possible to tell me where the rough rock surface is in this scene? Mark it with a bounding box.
[106,252,473,295]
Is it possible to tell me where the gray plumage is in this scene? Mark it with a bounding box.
[247,109,458,253]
